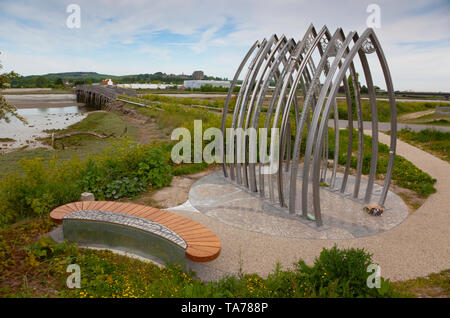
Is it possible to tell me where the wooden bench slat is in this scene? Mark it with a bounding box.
[152,212,182,224]
[135,208,159,219]
[181,233,219,241]
[92,201,108,210]
[74,202,84,211]
[99,201,117,211]
[53,206,73,214]
[177,228,214,237]
[188,241,221,248]
[128,204,148,215]
[175,223,211,232]
[144,209,167,221]
[108,202,130,213]
[65,202,79,212]
[160,217,192,228]
[185,236,220,244]
[82,201,95,210]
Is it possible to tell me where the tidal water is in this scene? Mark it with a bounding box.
[0,100,89,152]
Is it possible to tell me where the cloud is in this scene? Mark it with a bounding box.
[0,0,448,91]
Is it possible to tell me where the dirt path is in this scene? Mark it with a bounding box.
[398,109,435,121]
[108,101,169,144]
[131,167,220,208]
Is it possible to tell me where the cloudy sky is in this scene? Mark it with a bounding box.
[0,0,449,91]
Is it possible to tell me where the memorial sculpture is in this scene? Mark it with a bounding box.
[221,25,397,227]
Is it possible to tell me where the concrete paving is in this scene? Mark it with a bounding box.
[170,132,450,282]
[186,171,408,240]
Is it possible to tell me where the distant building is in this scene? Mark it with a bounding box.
[100,78,114,86]
[192,70,204,80]
[117,83,171,89]
[184,80,230,89]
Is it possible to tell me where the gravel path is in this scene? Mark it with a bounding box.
[169,132,449,282]
[328,119,450,132]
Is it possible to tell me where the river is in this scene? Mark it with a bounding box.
[0,94,88,153]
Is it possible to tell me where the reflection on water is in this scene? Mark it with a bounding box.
[17,105,88,116]
[0,105,89,152]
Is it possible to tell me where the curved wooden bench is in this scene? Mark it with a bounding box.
[50,201,220,262]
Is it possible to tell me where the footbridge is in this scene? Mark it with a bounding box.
[74,84,137,108]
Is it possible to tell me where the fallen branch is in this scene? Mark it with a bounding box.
[51,131,115,149]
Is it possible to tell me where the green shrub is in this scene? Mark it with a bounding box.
[105,177,145,200]
[0,157,83,225]
[0,139,175,226]
[296,246,373,297]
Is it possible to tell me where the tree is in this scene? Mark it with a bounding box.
[55,77,64,87]
[35,76,49,88]
[360,85,369,94]
[347,73,360,117]
[0,52,26,123]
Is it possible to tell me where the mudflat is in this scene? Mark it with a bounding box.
[3,94,84,108]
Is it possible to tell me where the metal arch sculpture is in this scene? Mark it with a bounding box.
[221,25,397,227]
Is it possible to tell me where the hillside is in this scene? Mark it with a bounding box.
[10,72,226,88]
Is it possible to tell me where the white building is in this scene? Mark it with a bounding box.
[116,83,171,89]
[183,80,230,89]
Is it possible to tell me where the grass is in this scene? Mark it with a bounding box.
[396,128,450,162]
[401,112,450,126]
[320,128,437,197]
[0,112,138,177]
[135,93,236,110]
[337,100,446,122]
[0,138,15,142]
[391,270,450,298]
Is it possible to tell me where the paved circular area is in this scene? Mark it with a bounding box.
[188,169,408,240]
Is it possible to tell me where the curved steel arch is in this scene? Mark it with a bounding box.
[221,26,397,228]
[307,29,396,226]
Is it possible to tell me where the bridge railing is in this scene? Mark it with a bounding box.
[75,85,137,101]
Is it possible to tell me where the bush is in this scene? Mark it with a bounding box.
[0,139,175,226]
[79,141,173,200]
[296,246,373,297]
[0,157,84,225]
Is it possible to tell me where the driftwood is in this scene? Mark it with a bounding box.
[51,131,115,149]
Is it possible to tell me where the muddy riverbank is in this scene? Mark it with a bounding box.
[3,94,84,108]
[0,94,88,153]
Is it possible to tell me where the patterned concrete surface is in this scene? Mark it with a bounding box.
[168,132,450,282]
[188,170,408,240]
